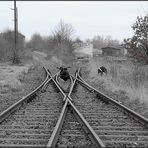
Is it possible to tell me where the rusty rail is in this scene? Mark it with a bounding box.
[47,99,68,147]
[76,71,148,128]
[47,69,67,101]
[0,67,49,124]
[47,68,106,148]
[55,70,73,101]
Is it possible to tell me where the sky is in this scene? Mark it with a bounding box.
[0,1,147,42]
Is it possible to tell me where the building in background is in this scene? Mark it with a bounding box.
[101,46,127,56]
[74,43,93,59]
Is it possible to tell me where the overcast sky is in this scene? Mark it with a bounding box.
[0,1,147,42]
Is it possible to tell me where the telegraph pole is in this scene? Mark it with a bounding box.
[13,0,19,63]
[14,0,17,57]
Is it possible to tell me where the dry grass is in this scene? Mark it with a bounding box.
[82,56,148,118]
[0,62,45,114]
[0,63,32,94]
[87,56,148,103]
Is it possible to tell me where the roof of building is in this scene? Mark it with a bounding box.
[101,46,123,51]
[0,31,25,38]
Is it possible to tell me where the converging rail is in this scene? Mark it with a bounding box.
[0,67,49,124]
[55,69,73,94]
[77,72,148,128]
[0,67,64,147]
[47,68,105,147]
[69,68,148,147]
[0,66,147,147]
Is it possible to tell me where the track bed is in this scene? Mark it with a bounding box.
[0,82,63,146]
[56,107,94,147]
[71,83,148,147]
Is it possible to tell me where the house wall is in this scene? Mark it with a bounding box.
[74,43,93,58]
[102,48,122,56]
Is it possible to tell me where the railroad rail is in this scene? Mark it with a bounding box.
[0,67,49,124]
[47,68,105,147]
[69,68,148,147]
[0,67,102,147]
[55,70,73,94]
[0,66,147,147]
[0,67,63,147]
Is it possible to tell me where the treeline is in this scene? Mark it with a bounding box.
[91,13,148,64]
[26,22,76,61]
[0,20,79,64]
[0,19,123,64]
[1,13,147,64]
[0,29,25,63]
[90,35,120,49]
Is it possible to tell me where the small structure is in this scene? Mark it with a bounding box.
[74,43,93,59]
[101,46,127,56]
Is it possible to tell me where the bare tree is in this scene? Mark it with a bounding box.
[50,20,76,63]
[26,33,43,50]
[51,20,76,60]
[52,20,74,44]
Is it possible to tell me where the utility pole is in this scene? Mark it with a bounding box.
[13,0,19,63]
[14,0,17,57]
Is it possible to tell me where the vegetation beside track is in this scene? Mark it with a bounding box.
[0,64,45,114]
[77,57,148,119]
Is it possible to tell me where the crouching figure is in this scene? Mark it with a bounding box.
[98,66,107,76]
[57,67,71,81]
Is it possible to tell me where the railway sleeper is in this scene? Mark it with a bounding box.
[3,118,58,122]
[56,107,95,147]
[77,76,148,129]
[91,125,146,131]
[0,134,50,139]
[57,129,148,136]
[99,135,148,141]
[0,138,48,145]
[104,140,148,147]
[96,130,148,136]
[0,129,51,134]
[86,119,141,126]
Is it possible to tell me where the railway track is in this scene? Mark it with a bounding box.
[0,67,64,147]
[47,68,104,147]
[70,68,148,147]
[0,67,104,147]
[0,66,147,147]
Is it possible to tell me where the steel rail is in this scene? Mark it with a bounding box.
[68,99,106,148]
[41,73,57,92]
[55,71,60,87]
[46,69,74,147]
[0,67,49,124]
[47,69,106,148]
[55,70,73,101]
[47,70,75,147]
[47,69,67,101]
[67,68,81,100]
[47,99,68,147]
[76,72,148,128]
[70,74,92,91]
[68,68,105,147]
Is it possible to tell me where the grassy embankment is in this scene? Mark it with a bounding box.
[83,56,148,118]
